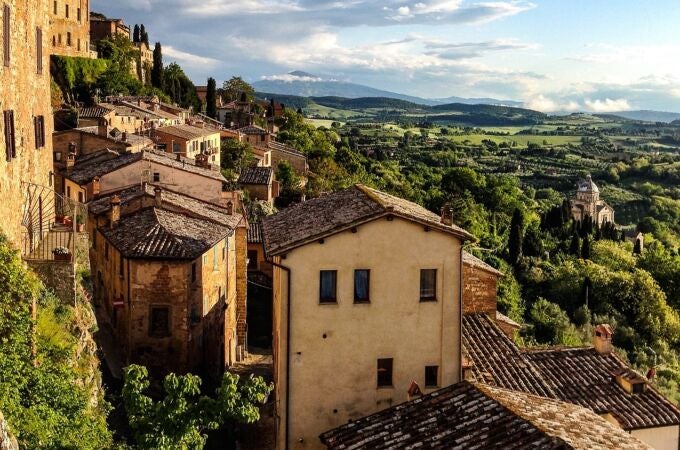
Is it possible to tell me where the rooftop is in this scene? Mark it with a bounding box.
[238,166,273,186]
[463,313,680,430]
[247,222,263,244]
[100,207,232,260]
[78,106,112,120]
[155,124,218,140]
[320,381,650,450]
[237,125,268,135]
[577,174,600,193]
[262,184,473,256]
[266,140,305,158]
[463,251,504,276]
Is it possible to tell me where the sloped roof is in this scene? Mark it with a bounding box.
[100,207,231,259]
[526,347,680,430]
[247,222,263,244]
[238,166,273,185]
[89,184,242,230]
[261,185,474,256]
[155,124,217,140]
[267,140,305,158]
[577,174,600,193]
[463,313,680,431]
[463,251,504,276]
[237,125,268,135]
[78,106,112,120]
[320,381,650,450]
[463,313,556,398]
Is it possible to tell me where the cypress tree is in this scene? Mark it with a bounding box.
[561,198,572,223]
[140,24,149,46]
[570,233,581,256]
[633,238,642,255]
[581,234,591,259]
[133,24,140,43]
[508,208,524,265]
[206,77,217,119]
[151,42,164,89]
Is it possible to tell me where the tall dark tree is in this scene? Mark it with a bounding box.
[206,77,217,119]
[569,232,581,256]
[561,198,572,224]
[508,208,524,265]
[140,24,149,46]
[133,24,140,43]
[634,238,642,255]
[151,42,163,89]
[581,234,591,260]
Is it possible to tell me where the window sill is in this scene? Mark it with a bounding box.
[354,300,371,304]
[319,301,338,305]
[419,298,438,303]
[377,385,394,390]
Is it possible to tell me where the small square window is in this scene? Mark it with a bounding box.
[153,172,160,182]
[54,151,62,161]
[149,307,170,337]
[247,250,258,270]
[319,270,337,303]
[354,269,370,303]
[425,366,439,387]
[420,269,437,301]
[377,358,393,387]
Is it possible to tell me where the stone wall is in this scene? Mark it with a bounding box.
[0,0,54,248]
[49,0,92,58]
[26,260,76,304]
[235,226,248,349]
[463,264,498,317]
[0,411,19,450]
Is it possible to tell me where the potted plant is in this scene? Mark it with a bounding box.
[75,211,86,232]
[52,246,72,262]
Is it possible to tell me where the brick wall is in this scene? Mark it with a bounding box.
[463,264,498,317]
[0,0,54,247]
[235,225,248,349]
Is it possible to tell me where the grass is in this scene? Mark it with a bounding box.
[444,134,583,147]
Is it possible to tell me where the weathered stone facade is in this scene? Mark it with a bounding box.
[0,410,18,450]
[0,0,55,248]
[25,260,76,303]
[235,225,248,351]
[49,0,92,58]
[463,263,499,317]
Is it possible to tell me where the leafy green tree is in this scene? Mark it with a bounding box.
[508,208,524,265]
[222,76,254,103]
[151,42,164,89]
[529,298,582,345]
[96,34,139,72]
[163,63,201,110]
[206,77,217,119]
[221,139,255,174]
[123,365,271,449]
[441,167,486,198]
[523,225,544,257]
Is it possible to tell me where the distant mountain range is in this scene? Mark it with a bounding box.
[252,71,523,107]
[602,110,680,123]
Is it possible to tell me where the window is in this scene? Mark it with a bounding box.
[3,110,16,161]
[77,38,80,51]
[53,1,57,14]
[66,32,71,47]
[65,4,69,17]
[77,191,83,203]
[54,151,62,161]
[247,250,258,270]
[172,142,180,153]
[425,366,439,387]
[36,27,43,74]
[104,242,109,260]
[153,172,160,182]
[377,358,393,387]
[191,262,196,282]
[260,135,265,142]
[213,246,218,271]
[149,307,170,337]
[66,186,71,198]
[419,269,437,301]
[354,269,370,303]
[34,115,45,148]
[119,255,124,277]
[77,7,81,21]
[58,34,62,45]
[319,270,337,303]
[2,4,9,67]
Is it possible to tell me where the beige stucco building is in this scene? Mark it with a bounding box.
[154,124,221,166]
[570,175,614,226]
[0,0,54,247]
[262,185,473,449]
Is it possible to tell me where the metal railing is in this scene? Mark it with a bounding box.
[22,229,77,262]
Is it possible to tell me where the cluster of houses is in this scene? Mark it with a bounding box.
[0,2,677,450]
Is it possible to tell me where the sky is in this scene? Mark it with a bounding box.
[92,0,680,112]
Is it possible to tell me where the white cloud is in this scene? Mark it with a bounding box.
[163,46,220,66]
[260,73,335,83]
[583,98,631,112]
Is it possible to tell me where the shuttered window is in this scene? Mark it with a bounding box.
[34,116,46,149]
[3,3,10,67]
[36,27,42,74]
[3,110,16,161]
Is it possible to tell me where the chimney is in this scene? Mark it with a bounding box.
[154,186,163,208]
[98,118,109,137]
[121,131,127,142]
[226,201,233,215]
[68,141,77,155]
[91,176,101,198]
[66,153,76,171]
[109,195,121,229]
[594,324,613,355]
[440,202,453,226]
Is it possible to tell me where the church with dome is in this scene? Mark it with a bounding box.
[570,175,615,226]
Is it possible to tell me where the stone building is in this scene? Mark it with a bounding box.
[238,166,278,204]
[570,175,614,226]
[262,185,474,449]
[154,124,221,166]
[88,184,246,378]
[0,0,55,247]
[49,0,93,58]
[133,40,152,84]
[89,12,129,45]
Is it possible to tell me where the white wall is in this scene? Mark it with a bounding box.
[631,425,679,450]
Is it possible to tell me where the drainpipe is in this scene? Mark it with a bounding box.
[458,242,465,382]
[267,256,291,450]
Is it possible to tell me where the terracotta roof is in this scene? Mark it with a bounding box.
[526,347,680,430]
[99,102,164,120]
[463,313,680,431]
[78,106,112,119]
[100,207,231,259]
[89,184,242,230]
[238,167,273,185]
[267,140,305,157]
[463,313,556,398]
[463,251,504,276]
[496,311,521,328]
[62,150,225,185]
[69,127,153,147]
[262,185,474,256]
[155,124,218,140]
[247,222,263,244]
[320,381,650,450]
[237,125,268,135]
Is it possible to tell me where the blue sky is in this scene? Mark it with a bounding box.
[92,0,680,112]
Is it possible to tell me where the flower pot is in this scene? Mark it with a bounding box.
[53,253,72,262]
[76,224,85,232]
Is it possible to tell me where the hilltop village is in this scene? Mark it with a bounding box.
[0,2,679,450]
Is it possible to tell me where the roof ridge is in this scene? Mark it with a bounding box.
[152,208,194,255]
[354,184,388,209]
